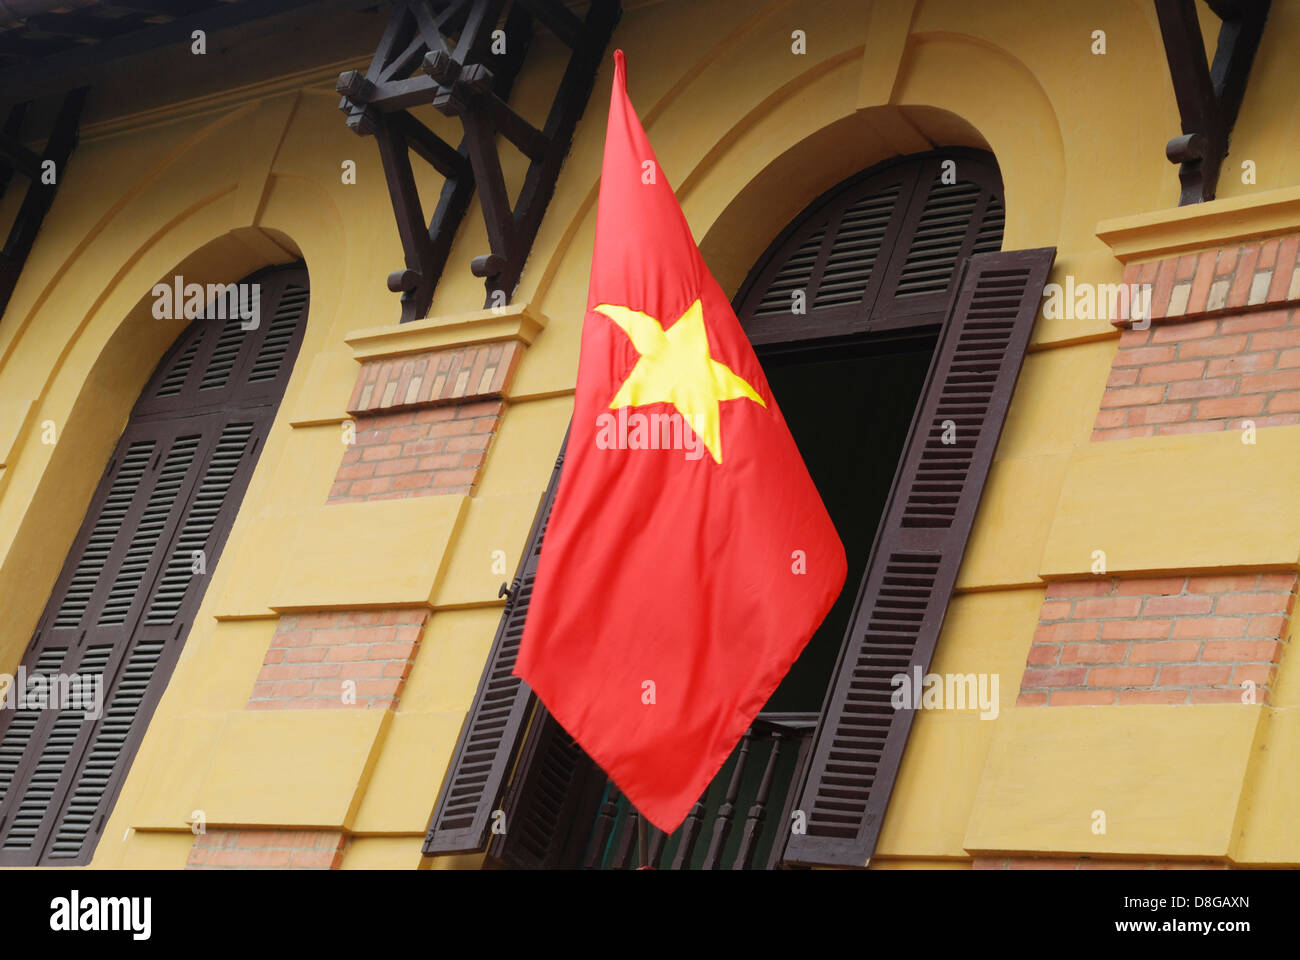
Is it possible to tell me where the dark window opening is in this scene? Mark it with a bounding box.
[761,340,936,713]
[580,337,936,871]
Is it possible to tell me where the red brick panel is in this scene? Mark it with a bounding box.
[1097,235,1300,441]
[333,338,520,502]
[248,609,428,710]
[1095,307,1300,439]
[331,399,501,502]
[187,829,348,869]
[1018,574,1296,706]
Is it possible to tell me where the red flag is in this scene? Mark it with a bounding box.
[514,50,846,833]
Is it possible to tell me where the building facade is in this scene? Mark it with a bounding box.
[0,0,1297,869]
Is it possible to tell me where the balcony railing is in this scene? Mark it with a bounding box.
[576,712,819,870]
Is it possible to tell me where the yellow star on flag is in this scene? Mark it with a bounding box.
[595,299,766,464]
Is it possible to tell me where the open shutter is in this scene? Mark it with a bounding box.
[423,434,569,857]
[490,707,604,868]
[781,247,1055,868]
[0,266,306,865]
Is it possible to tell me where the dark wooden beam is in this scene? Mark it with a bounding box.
[388,110,470,181]
[366,75,442,113]
[501,0,620,299]
[1157,0,1217,140]
[0,0,384,102]
[341,0,466,322]
[473,86,549,161]
[380,25,438,82]
[99,0,212,17]
[432,0,474,37]
[342,0,539,321]
[374,120,441,323]
[0,32,75,61]
[421,144,476,313]
[461,109,520,269]
[339,0,428,133]
[441,0,534,304]
[516,0,584,47]
[448,0,506,66]
[25,12,139,42]
[1155,0,1270,204]
[0,130,42,181]
[1205,0,1250,18]
[431,0,618,302]
[0,87,86,319]
[0,101,30,198]
[1209,6,1267,127]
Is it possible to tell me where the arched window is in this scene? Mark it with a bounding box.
[0,265,308,866]
[423,150,1054,870]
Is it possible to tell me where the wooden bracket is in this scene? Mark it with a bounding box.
[1154,0,1270,205]
[339,0,620,322]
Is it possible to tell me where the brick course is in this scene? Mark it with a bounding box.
[347,341,521,415]
[332,340,522,502]
[187,829,348,869]
[330,400,500,501]
[1095,235,1300,441]
[1018,574,1296,706]
[1097,308,1300,439]
[248,609,428,710]
[1118,236,1300,325]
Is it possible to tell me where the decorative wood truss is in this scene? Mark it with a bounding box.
[0,86,86,319]
[338,0,620,322]
[1154,0,1270,205]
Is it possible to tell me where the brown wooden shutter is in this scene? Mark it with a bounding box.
[737,163,920,346]
[42,415,269,862]
[868,158,1005,331]
[737,150,1004,344]
[0,265,307,865]
[490,708,604,868]
[423,433,569,858]
[781,247,1055,869]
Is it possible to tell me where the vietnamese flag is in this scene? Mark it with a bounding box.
[514,50,846,833]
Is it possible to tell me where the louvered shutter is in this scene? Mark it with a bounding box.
[737,151,1005,342]
[423,435,569,857]
[0,266,307,865]
[40,416,268,863]
[869,157,1005,331]
[0,423,207,864]
[490,707,604,868]
[737,163,920,346]
[133,269,308,419]
[780,247,1055,868]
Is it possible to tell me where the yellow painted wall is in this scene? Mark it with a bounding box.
[1,0,1299,868]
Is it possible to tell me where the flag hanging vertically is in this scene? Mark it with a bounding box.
[514,49,846,833]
